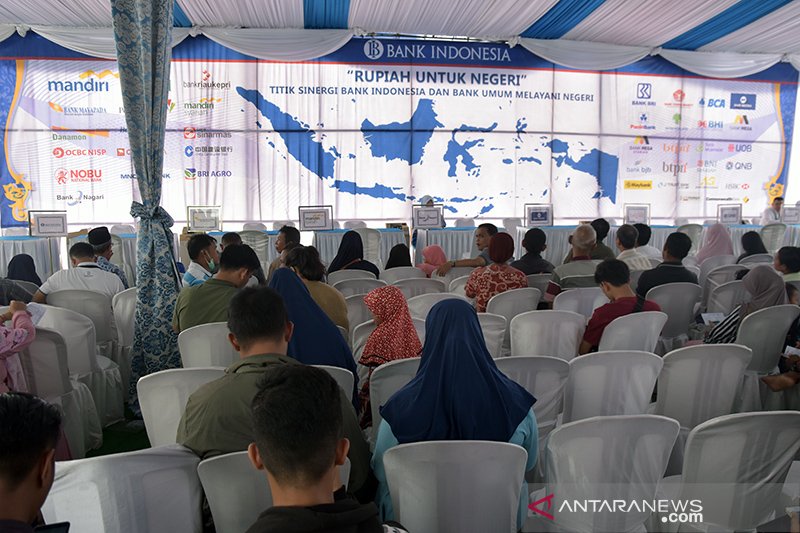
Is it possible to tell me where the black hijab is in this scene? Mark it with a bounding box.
[385,244,412,269]
[7,254,41,285]
[328,231,364,274]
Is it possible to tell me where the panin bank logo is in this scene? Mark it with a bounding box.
[364,39,385,60]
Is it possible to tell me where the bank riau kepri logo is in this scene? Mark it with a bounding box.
[364,39,385,60]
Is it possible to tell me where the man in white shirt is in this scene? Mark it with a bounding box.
[33,242,125,303]
[633,223,663,262]
[183,233,219,286]
[615,224,652,272]
[759,196,784,226]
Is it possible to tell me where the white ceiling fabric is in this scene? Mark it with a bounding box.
[175,0,304,29]
[202,28,354,61]
[518,38,650,71]
[0,0,111,26]
[700,1,800,54]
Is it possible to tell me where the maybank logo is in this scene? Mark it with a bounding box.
[48,70,116,92]
[624,180,652,190]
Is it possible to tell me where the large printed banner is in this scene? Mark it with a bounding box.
[0,34,796,227]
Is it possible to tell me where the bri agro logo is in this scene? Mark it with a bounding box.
[528,494,703,525]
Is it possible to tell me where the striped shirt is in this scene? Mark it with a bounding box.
[704,305,742,344]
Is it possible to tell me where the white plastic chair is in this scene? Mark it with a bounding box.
[652,411,800,531]
[47,289,117,360]
[344,294,370,334]
[454,218,475,227]
[597,311,668,352]
[352,319,425,363]
[343,220,367,229]
[198,451,350,533]
[562,350,663,424]
[558,274,598,290]
[553,287,607,321]
[734,304,800,411]
[677,223,703,254]
[332,278,386,297]
[699,254,737,288]
[647,257,662,269]
[383,441,527,533]
[738,253,773,265]
[645,283,701,352]
[510,310,586,361]
[270,220,294,230]
[369,357,421,446]
[178,322,239,368]
[337,325,348,344]
[651,344,752,475]
[706,279,750,315]
[629,269,644,292]
[393,278,446,299]
[353,227,382,267]
[448,275,470,296]
[312,364,354,397]
[41,445,203,533]
[243,222,267,231]
[436,266,476,290]
[495,356,569,430]
[525,273,552,295]
[533,415,679,533]
[238,230,272,272]
[406,293,469,321]
[477,313,506,359]
[486,287,541,354]
[110,224,135,234]
[112,287,136,395]
[703,264,746,308]
[137,367,225,446]
[327,269,376,285]
[11,279,39,296]
[502,218,521,233]
[760,223,787,254]
[381,266,425,284]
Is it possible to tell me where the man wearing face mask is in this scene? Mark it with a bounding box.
[173,244,261,333]
[183,233,220,287]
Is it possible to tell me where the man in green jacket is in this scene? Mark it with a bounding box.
[177,286,371,494]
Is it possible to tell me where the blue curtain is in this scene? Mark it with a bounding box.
[111,0,181,408]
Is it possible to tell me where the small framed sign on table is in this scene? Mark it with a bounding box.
[187,206,222,232]
[28,211,67,237]
[717,204,742,225]
[298,205,334,231]
[624,204,650,225]
[412,205,444,229]
[782,206,800,224]
[525,204,552,226]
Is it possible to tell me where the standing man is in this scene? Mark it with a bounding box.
[88,226,129,289]
[760,196,784,226]
[433,223,498,276]
[268,225,301,283]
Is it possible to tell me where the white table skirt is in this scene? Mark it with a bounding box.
[0,236,61,280]
[313,229,405,267]
[414,228,479,265]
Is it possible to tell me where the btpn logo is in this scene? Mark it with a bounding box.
[364,39,385,60]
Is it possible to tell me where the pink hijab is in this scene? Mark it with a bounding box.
[417,245,447,277]
[696,223,734,264]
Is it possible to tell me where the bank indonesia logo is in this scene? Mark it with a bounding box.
[730,93,756,110]
[364,39,384,60]
[637,83,652,99]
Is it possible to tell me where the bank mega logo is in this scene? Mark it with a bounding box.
[731,115,752,131]
[54,167,103,184]
[47,70,117,92]
[629,136,653,153]
[529,495,703,525]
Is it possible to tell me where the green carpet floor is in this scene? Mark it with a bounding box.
[86,410,150,458]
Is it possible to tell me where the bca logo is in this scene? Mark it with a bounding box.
[364,39,384,60]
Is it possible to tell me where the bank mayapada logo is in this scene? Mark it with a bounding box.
[528,494,703,525]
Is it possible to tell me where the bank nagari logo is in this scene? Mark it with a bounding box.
[364,39,385,60]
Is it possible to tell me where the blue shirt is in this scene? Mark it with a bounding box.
[96,255,129,289]
[183,261,212,287]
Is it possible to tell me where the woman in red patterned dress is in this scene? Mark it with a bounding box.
[465,232,528,312]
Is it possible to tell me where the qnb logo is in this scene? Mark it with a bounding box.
[364,39,385,60]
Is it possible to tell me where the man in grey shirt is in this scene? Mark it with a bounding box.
[434,223,498,276]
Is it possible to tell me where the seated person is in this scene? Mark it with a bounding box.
[636,232,699,297]
[615,224,652,271]
[384,244,412,269]
[696,223,734,265]
[88,226,128,289]
[774,246,800,282]
[763,284,800,392]
[759,196,783,226]
[173,244,260,333]
[221,232,266,285]
[6,254,42,287]
[416,245,447,277]
[284,246,349,331]
[737,231,768,263]
[327,231,380,278]
[0,301,37,393]
[434,223,498,276]
[183,233,219,287]
[246,365,407,533]
[545,224,601,302]
[177,286,369,493]
[0,392,62,532]
[510,228,554,275]
[33,242,125,303]
[633,223,663,261]
[465,233,527,312]
[268,226,301,283]
[579,260,661,354]
[564,218,615,263]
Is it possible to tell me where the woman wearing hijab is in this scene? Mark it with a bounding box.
[695,223,734,265]
[6,254,41,286]
[327,231,380,278]
[384,244,412,270]
[465,232,527,312]
[358,285,421,428]
[372,299,537,526]
[284,246,348,330]
[737,231,769,263]
[416,244,447,278]
[705,265,787,344]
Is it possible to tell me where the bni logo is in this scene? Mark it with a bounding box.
[364,39,384,60]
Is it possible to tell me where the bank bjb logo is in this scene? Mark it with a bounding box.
[364,39,385,60]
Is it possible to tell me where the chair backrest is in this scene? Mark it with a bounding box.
[735,305,800,373]
[271,220,295,231]
[41,445,203,533]
[331,278,386,297]
[647,258,662,269]
[699,254,737,286]
[563,350,663,424]
[706,264,745,288]
[198,451,350,533]
[525,273,552,295]
[495,356,569,426]
[597,311,668,352]
[393,278,446,299]
[738,253,773,265]
[351,320,376,361]
[760,223,787,254]
[336,325,348,343]
[628,268,644,291]
[178,322,239,368]
[137,367,226,446]
[486,287,541,351]
[448,275,470,296]
[312,365,354,397]
[545,415,679,533]
[476,313,506,359]
[381,266,426,284]
[238,230,271,270]
[559,274,598,289]
[706,280,749,315]
[677,223,703,254]
[353,227,382,267]
[47,289,114,343]
[20,327,72,399]
[343,220,366,229]
[502,218,521,233]
[438,266,476,289]
[406,293,469,321]
[38,305,99,375]
[344,294,370,334]
[112,287,137,348]
[553,287,607,321]
[110,224,135,234]
[454,218,475,227]
[243,222,267,231]
[11,279,40,295]
[383,441,527,533]
[679,411,800,530]
[510,310,586,361]
[369,357,421,442]
[412,317,426,345]
[327,269,376,285]
[645,282,702,338]
[653,344,751,428]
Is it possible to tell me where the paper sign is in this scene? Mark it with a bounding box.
[782,206,800,224]
[717,204,742,225]
[525,204,552,227]
[28,211,67,236]
[187,206,222,232]
[298,206,333,231]
[701,313,725,325]
[624,204,650,225]
[413,206,444,229]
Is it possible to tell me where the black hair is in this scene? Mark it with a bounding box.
[735,268,749,281]
[187,233,217,261]
[591,218,610,241]
[774,197,785,202]
[280,226,301,246]
[221,232,242,247]
[786,283,798,302]
[477,223,498,236]
[218,244,261,272]
[616,224,639,250]
[777,247,800,273]
[740,231,768,255]
[284,246,326,282]
[385,244,412,269]
[0,393,61,491]
[664,232,692,260]
[594,259,631,287]
[251,365,342,486]
[69,242,95,260]
[522,228,547,255]
[228,286,288,347]
[633,223,651,246]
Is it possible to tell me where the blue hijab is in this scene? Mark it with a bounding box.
[380,299,535,444]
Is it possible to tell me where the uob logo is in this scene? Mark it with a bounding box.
[364,39,384,60]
